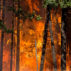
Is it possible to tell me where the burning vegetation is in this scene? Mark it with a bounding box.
[0,0,71,71]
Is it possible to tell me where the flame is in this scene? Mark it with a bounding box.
[0,0,70,71]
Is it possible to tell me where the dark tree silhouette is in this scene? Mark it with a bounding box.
[0,0,5,71]
[10,0,14,71]
[16,0,20,71]
[61,8,67,71]
[40,6,50,71]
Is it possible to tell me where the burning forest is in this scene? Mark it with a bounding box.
[0,0,71,71]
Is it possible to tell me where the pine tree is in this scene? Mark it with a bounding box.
[10,0,14,71]
[0,0,5,71]
[49,20,57,71]
[61,8,67,71]
[16,0,20,71]
[40,6,50,71]
[40,0,71,71]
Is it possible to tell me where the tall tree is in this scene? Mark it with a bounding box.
[0,0,1,10]
[61,8,67,71]
[10,0,14,71]
[40,6,50,71]
[49,20,57,71]
[16,0,20,71]
[0,0,5,71]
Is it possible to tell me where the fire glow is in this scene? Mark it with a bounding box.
[0,0,71,71]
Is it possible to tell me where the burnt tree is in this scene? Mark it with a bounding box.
[40,6,50,71]
[16,0,20,71]
[61,8,67,71]
[0,0,5,71]
[10,0,14,71]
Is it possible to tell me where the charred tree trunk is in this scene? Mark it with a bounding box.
[16,15,20,71]
[0,0,5,71]
[61,9,67,71]
[16,0,20,71]
[49,21,57,71]
[0,0,1,10]
[40,6,50,71]
[10,0,14,71]
[0,31,4,71]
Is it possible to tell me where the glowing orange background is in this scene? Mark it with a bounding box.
[0,0,71,71]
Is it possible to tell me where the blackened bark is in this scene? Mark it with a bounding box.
[16,16,20,71]
[10,28,13,71]
[40,6,50,71]
[10,0,14,71]
[0,31,4,71]
[0,0,5,71]
[49,21,57,71]
[0,0,1,10]
[61,9,67,71]
[16,0,20,71]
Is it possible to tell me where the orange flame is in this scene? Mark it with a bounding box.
[0,0,70,71]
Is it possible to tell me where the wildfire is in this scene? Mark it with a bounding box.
[0,0,70,71]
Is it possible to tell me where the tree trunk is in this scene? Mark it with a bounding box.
[0,0,5,71]
[35,40,38,71]
[40,6,50,71]
[61,9,67,71]
[16,0,20,71]
[16,16,20,71]
[0,0,1,10]
[0,31,4,71]
[49,21,57,71]
[10,0,14,71]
